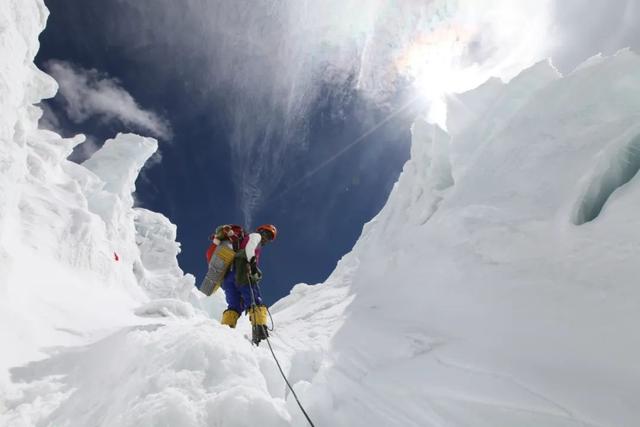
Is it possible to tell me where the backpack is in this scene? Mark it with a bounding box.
[198,224,246,296]
[205,224,245,262]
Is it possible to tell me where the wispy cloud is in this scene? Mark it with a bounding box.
[46,60,172,140]
[84,0,556,225]
[37,101,102,163]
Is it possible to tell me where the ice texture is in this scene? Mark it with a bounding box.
[0,0,197,406]
[285,49,640,426]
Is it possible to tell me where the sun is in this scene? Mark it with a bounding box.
[394,25,487,128]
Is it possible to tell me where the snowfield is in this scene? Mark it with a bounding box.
[2,1,640,426]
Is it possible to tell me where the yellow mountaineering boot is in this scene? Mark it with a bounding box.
[249,305,268,326]
[248,305,269,345]
[221,309,240,328]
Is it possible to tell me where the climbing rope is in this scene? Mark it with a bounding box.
[247,272,315,427]
[264,334,315,427]
[256,281,275,332]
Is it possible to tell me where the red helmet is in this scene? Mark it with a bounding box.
[256,224,277,241]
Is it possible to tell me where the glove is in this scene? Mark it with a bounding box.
[247,257,262,283]
[249,257,258,274]
[251,268,263,283]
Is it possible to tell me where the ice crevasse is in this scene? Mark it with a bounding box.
[2,0,640,427]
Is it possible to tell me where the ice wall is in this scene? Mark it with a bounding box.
[279,52,640,426]
[0,0,195,382]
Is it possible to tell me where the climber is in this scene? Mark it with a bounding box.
[219,224,277,345]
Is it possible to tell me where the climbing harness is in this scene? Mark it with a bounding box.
[247,272,316,427]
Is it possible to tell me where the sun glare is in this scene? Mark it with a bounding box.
[392,0,553,130]
[395,25,484,128]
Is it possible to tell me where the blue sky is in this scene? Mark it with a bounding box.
[36,0,639,304]
[36,0,415,304]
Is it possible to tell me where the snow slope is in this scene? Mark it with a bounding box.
[3,1,640,427]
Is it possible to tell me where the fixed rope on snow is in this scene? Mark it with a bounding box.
[264,333,315,427]
[247,273,315,427]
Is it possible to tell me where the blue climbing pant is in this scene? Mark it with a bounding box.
[222,269,262,313]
